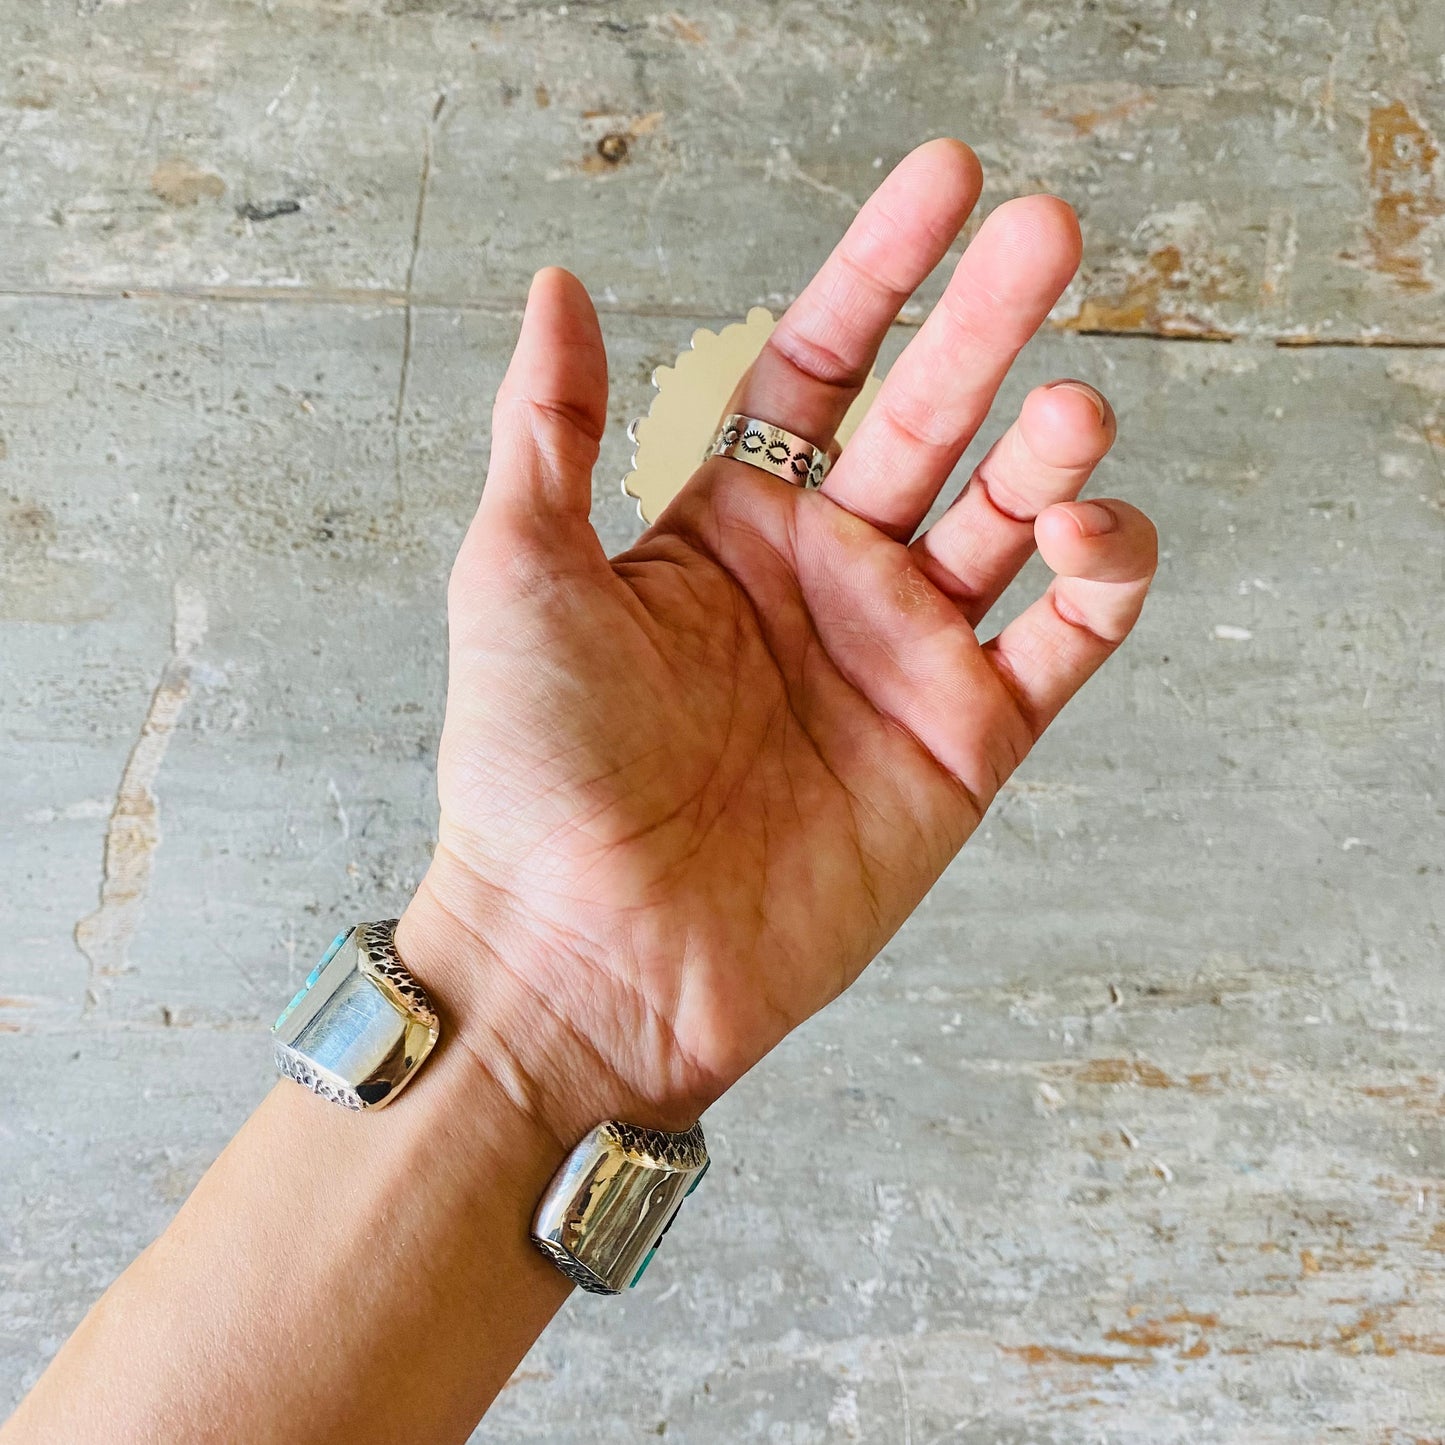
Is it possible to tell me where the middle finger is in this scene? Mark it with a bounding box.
[722,138,983,454]
[822,195,1082,540]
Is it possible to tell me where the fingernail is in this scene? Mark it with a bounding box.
[1070,500,1118,537]
[1047,379,1108,424]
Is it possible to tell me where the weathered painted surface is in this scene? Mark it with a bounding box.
[4,2,1445,340]
[2,2,1444,1442]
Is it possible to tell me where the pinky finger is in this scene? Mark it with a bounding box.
[982,498,1157,738]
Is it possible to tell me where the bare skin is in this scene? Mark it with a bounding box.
[3,140,1156,1444]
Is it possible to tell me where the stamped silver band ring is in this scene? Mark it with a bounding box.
[708,413,832,489]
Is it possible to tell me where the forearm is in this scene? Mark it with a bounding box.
[6,1086,565,1444]
[2,887,654,1445]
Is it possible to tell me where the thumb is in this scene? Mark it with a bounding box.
[479,266,609,539]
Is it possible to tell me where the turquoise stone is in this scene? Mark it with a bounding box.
[273,930,349,1031]
[629,1243,660,1288]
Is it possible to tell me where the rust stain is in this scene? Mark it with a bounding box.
[1358,1074,1443,1112]
[1373,1175,1445,1208]
[1106,1322,1177,1348]
[1060,245,1236,340]
[578,111,665,175]
[3,496,56,551]
[1396,1335,1445,1356]
[1105,1309,1218,1351]
[534,83,550,109]
[1362,101,1444,292]
[1425,1222,1445,1253]
[150,157,226,207]
[0,996,34,1008]
[1003,1343,1152,1370]
[500,1368,555,1389]
[0,1022,21,1033]
[580,109,663,134]
[666,13,706,43]
[1317,1242,1381,1265]
[1046,91,1155,137]
[1224,1339,1314,1353]
[1223,1304,1445,1360]
[1074,1056,1175,1088]
[1304,1244,1387,1272]
[585,133,630,171]
[1338,1306,1394,1346]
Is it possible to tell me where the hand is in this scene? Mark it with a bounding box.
[398,139,1157,1141]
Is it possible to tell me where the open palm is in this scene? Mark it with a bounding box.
[402,141,1157,1132]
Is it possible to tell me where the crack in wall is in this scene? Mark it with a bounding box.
[0,285,1442,349]
[393,91,447,513]
[74,580,207,1012]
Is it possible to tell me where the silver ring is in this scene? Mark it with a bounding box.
[708,413,831,489]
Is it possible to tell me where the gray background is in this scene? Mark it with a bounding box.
[3,3,1443,1440]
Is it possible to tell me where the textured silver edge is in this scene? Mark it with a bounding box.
[273,1040,365,1111]
[356,918,439,1031]
[602,1119,708,1170]
[532,1237,618,1295]
[530,1119,709,1294]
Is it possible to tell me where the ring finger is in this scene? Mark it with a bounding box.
[911,377,1116,627]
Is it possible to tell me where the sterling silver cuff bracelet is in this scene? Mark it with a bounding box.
[531,1120,710,1293]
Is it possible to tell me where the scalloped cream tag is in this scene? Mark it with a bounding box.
[622,307,884,524]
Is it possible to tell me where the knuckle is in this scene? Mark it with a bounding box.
[937,275,1010,346]
[834,225,917,305]
[765,319,867,393]
[877,390,961,453]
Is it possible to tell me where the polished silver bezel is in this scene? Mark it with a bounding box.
[272,920,439,1110]
[531,1121,709,1293]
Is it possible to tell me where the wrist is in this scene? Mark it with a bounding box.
[393,861,703,1151]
